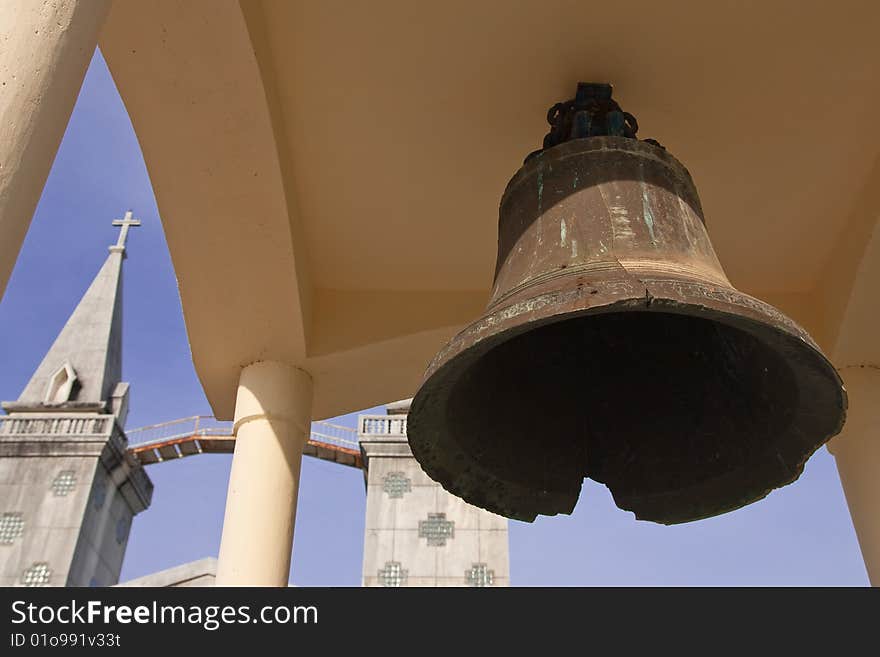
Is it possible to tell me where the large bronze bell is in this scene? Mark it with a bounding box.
[408,83,847,525]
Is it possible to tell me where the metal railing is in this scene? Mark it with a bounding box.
[126,415,359,451]
[125,416,232,446]
[309,421,361,451]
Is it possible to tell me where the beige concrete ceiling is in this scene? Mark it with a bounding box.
[101,0,880,418]
[261,0,880,295]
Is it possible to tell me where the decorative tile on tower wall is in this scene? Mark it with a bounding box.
[464,562,497,587]
[375,560,408,587]
[380,470,412,498]
[43,468,96,530]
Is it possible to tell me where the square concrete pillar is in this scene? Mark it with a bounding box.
[359,402,509,587]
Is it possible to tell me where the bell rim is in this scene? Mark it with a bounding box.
[408,275,847,524]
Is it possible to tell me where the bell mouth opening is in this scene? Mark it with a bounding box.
[424,306,843,524]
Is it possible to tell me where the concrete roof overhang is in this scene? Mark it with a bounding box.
[100,0,880,419]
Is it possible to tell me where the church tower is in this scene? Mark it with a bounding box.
[0,212,152,587]
[359,400,510,586]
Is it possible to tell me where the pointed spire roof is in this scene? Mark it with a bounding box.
[3,212,138,413]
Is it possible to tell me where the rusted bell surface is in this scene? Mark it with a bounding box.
[408,87,846,525]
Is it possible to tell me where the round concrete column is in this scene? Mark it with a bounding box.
[828,365,880,586]
[0,0,110,299]
[216,361,314,586]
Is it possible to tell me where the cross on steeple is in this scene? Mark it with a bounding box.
[111,211,141,250]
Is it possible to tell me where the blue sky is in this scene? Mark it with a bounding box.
[0,50,868,586]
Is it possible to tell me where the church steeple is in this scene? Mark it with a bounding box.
[2,212,139,416]
[0,211,151,588]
